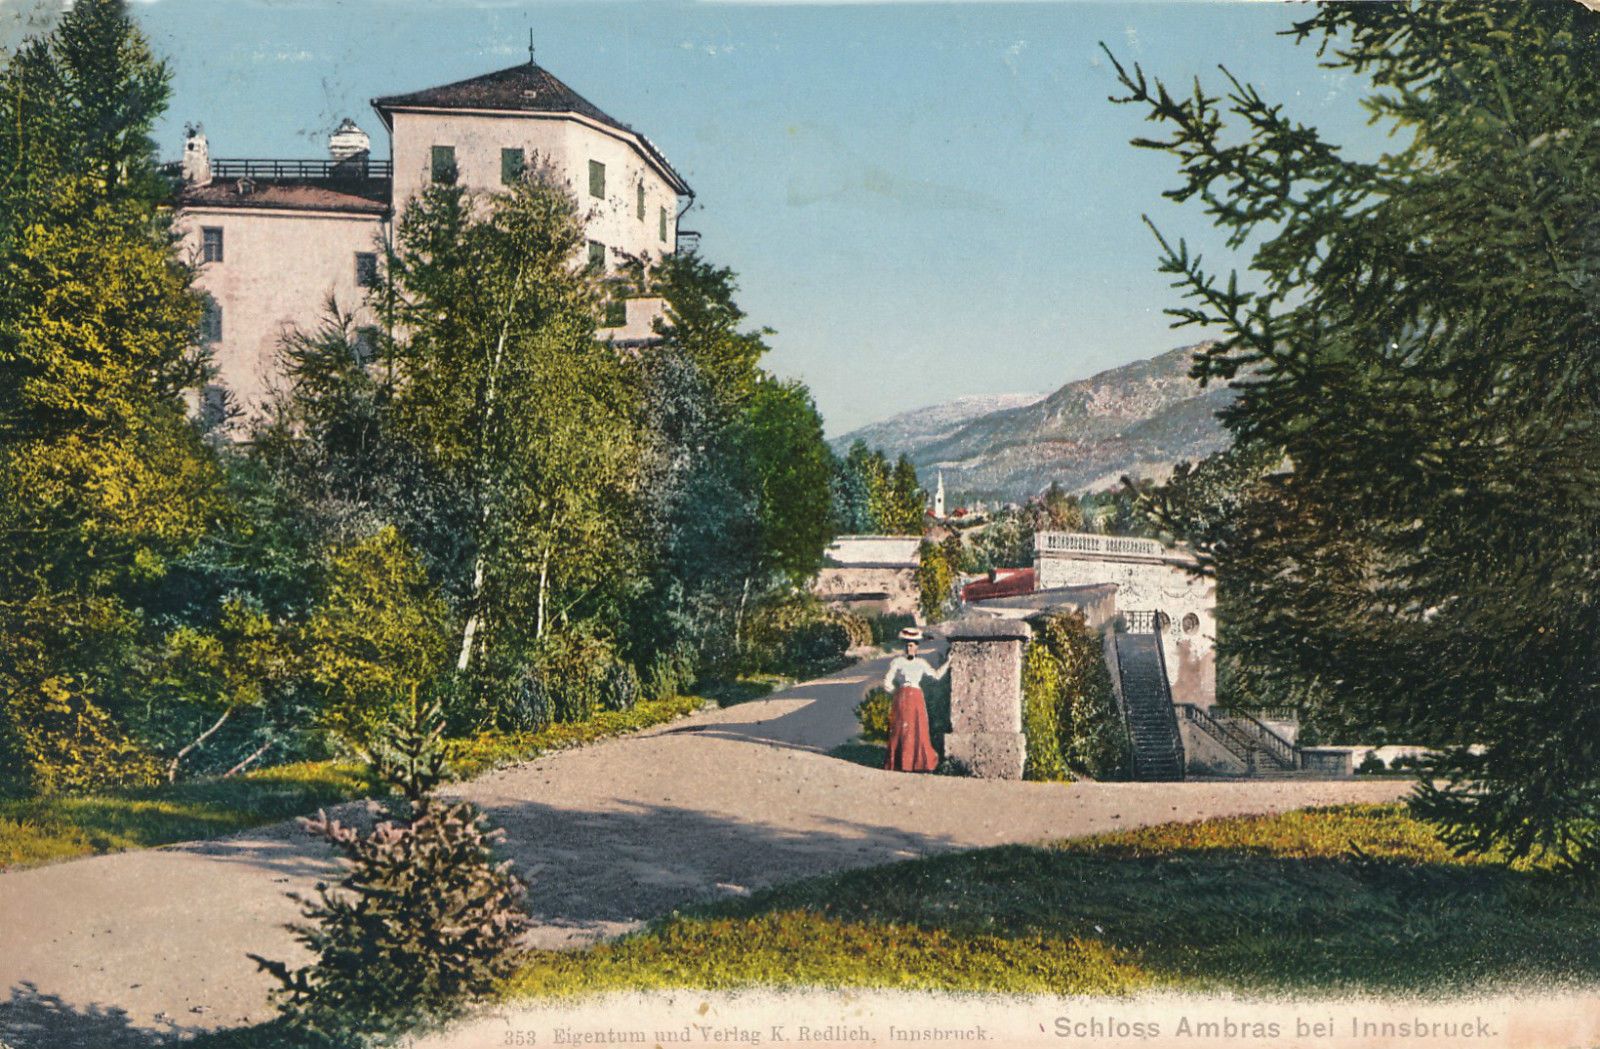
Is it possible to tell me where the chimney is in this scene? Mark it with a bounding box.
[328,118,371,163]
[182,123,211,186]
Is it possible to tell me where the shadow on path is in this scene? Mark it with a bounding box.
[0,983,201,1049]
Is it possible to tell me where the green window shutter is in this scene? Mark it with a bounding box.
[501,148,525,185]
[603,300,628,328]
[636,183,646,221]
[659,206,668,244]
[588,159,605,199]
[587,240,606,273]
[430,145,456,184]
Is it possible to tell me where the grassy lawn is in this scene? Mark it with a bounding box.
[505,804,1600,999]
[0,693,707,872]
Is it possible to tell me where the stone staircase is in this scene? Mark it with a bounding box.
[1111,632,1185,781]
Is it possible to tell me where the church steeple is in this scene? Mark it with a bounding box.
[934,471,946,519]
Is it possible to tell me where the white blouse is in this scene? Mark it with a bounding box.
[883,654,949,692]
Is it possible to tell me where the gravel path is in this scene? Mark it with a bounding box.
[0,650,1411,1047]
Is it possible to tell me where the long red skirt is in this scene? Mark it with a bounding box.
[885,685,939,772]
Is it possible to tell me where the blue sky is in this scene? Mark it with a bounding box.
[128,0,1386,436]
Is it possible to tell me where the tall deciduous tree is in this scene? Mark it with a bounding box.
[384,173,642,681]
[1110,1,1600,868]
[0,0,218,795]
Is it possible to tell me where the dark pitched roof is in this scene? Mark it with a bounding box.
[371,62,689,193]
[177,178,390,216]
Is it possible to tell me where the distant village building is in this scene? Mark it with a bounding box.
[172,54,693,422]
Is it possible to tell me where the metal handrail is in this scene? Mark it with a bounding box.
[210,157,393,181]
[1234,711,1299,769]
[1179,704,1299,770]
[1178,704,1252,761]
[1148,628,1186,781]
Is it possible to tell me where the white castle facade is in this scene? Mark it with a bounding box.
[172,55,693,424]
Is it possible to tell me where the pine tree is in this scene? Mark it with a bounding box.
[1110,1,1600,869]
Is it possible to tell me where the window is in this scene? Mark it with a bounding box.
[636,182,645,221]
[200,384,228,429]
[201,226,223,263]
[200,299,222,344]
[430,145,456,184]
[352,329,376,366]
[355,252,379,288]
[501,147,525,185]
[587,240,607,273]
[603,300,628,328]
[659,206,668,244]
[588,159,605,199]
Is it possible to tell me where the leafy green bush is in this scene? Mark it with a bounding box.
[746,597,858,676]
[1022,643,1068,781]
[303,527,452,752]
[865,612,916,646]
[856,687,891,741]
[0,672,163,798]
[832,609,873,649]
[1026,612,1131,781]
[1357,751,1387,775]
[644,641,698,701]
[602,661,641,712]
[501,629,628,730]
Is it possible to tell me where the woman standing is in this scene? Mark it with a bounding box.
[883,627,948,772]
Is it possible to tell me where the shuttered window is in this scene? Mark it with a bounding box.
[587,240,606,273]
[636,182,645,221]
[201,226,223,263]
[588,159,605,199]
[430,145,456,183]
[501,147,525,185]
[659,206,668,244]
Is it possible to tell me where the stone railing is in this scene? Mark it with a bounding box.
[1035,532,1167,559]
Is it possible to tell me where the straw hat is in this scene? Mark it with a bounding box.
[897,626,925,643]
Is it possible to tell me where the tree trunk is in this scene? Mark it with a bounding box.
[223,738,275,778]
[734,575,752,654]
[535,545,553,640]
[168,707,234,782]
[456,553,486,671]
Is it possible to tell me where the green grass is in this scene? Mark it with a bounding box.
[0,693,708,872]
[505,804,1600,999]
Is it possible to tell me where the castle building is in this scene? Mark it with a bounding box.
[173,54,693,423]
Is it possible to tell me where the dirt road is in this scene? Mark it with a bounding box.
[0,653,1410,1047]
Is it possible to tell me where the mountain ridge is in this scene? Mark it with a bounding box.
[831,343,1234,502]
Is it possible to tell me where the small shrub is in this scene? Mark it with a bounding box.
[856,687,892,741]
[601,661,641,712]
[253,800,530,1043]
[831,609,873,649]
[1358,751,1389,774]
[746,597,855,677]
[645,651,682,700]
[253,706,531,1043]
[865,612,916,646]
[502,629,620,730]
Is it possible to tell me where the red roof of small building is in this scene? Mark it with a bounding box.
[962,568,1036,603]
